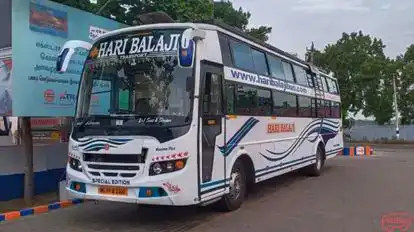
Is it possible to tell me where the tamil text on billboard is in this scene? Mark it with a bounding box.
[12,0,125,116]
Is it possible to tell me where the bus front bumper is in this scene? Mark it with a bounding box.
[66,169,198,206]
[66,187,179,205]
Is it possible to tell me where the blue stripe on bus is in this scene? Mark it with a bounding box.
[199,148,342,193]
[218,117,259,157]
[200,178,230,189]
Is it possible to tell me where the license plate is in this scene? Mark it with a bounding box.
[98,186,128,196]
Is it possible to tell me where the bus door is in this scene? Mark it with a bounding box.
[199,62,226,197]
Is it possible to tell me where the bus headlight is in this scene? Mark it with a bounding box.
[152,163,162,175]
[149,159,187,176]
[69,157,82,172]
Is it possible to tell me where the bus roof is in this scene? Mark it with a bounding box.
[94,20,336,80]
[196,19,308,67]
[195,20,336,81]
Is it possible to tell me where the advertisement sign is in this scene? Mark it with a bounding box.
[0,57,12,116]
[31,117,60,130]
[29,3,68,38]
[89,25,109,40]
[12,0,126,116]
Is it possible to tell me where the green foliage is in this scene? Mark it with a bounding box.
[51,0,272,42]
[398,47,414,124]
[308,31,404,125]
[213,1,272,41]
[245,26,272,42]
[213,1,249,29]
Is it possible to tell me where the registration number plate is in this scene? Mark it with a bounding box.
[98,186,128,196]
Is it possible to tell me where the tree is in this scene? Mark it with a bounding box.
[51,0,272,42]
[245,26,272,42]
[397,45,414,124]
[309,31,393,124]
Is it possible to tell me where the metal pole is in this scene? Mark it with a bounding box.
[393,76,399,140]
[22,117,34,206]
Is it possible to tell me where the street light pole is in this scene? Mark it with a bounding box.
[393,75,399,140]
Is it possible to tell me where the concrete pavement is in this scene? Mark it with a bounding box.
[1,146,413,232]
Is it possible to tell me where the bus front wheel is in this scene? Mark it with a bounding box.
[215,160,246,212]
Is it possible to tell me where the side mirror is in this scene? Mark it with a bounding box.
[56,40,93,73]
[56,48,74,73]
[186,76,194,92]
[178,40,195,68]
[178,28,205,68]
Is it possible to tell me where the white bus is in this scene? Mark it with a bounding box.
[57,20,343,211]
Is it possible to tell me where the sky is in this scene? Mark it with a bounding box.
[231,0,413,120]
[231,0,414,60]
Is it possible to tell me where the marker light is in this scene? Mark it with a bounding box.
[175,160,185,170]
[146,188,153,197]
[166,162,174,171]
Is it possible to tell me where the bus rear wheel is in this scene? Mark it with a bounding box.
[215,160,246,212]
[306,146,325,176]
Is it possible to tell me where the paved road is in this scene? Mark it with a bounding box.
[2,147,414,232]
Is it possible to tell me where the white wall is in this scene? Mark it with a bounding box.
[0,143,68,175]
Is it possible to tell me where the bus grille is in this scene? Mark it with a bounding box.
[83,148,147,178]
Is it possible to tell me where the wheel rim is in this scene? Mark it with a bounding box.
[228,170,241,200]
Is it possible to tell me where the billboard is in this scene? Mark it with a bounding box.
[0,57,12,116]
[12,0,126,116]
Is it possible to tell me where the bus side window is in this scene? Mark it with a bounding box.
[225,83,235,114]
[321,76,329,92]
[203,72,223,115]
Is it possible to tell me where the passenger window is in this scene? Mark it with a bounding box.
[317,100,324,118]
[298,96,312,117]
[251,49,269,76]
[218,34,233,66]
[234,84,271,116]
[257,88,272,115]
[307,73,314,88]
[267,55,285,80]
[321,76,329,92]
[272,91,297,117]
[325,101,331,117]
[327,78,339,94]
[331,102,341,118]
[317,100,331,118]
[203,72,222,115]
[229,40,255,71]
[235,85,257,115]
[225,83,235,114]
[282,61,295,82]
[292,65,307,86]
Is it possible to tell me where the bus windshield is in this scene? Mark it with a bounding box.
[74,29,195,139]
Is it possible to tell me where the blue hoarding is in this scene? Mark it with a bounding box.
[12,0,126,116]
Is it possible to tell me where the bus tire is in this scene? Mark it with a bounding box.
[215,160,246,212]
[306,145,325,177]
